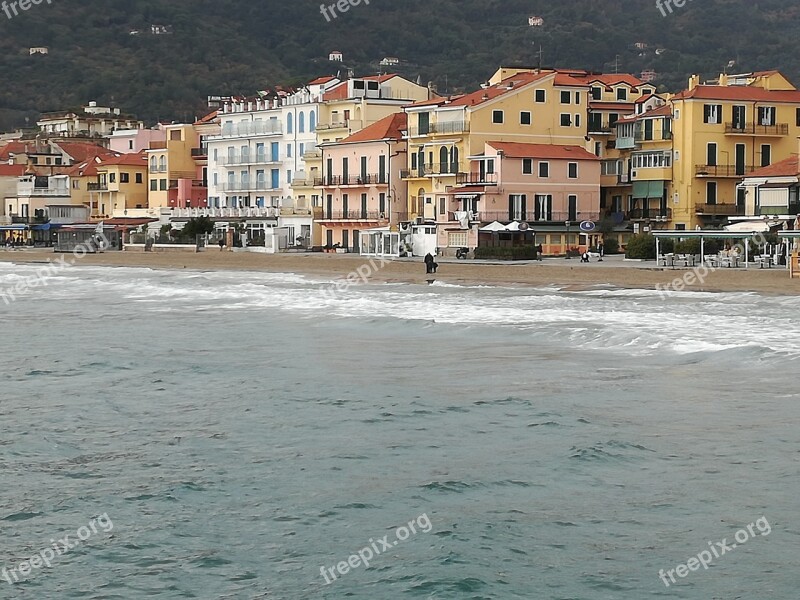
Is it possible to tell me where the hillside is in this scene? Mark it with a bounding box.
[1,0,799,129]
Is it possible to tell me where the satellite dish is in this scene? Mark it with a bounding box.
[519,222,530,231]
[580,221,596,232]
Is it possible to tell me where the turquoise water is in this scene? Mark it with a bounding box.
[1,263,798,599]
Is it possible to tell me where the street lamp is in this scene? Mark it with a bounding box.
[565,220,571,259]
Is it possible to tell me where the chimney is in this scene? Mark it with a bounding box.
[719,73,729,87]
[688,74,700,90]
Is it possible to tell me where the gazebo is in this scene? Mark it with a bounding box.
[652,230,768,269]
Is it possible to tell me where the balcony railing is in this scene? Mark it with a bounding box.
[222,181,276,192]
[170,207,279,219]
[456,172,499,185]
[409,121,469,137]
[320,210,389,221]
[477,211,601,223]
[628,208,672,220]
[695,203,743,216]
[402,163,465,178]
[588,125,613,135]
[191,147,208,158]
[214,122,283,138]
[11,215,48,224]
[695,164,756,177]
[725,123,789,136]
[618,173,631,184]
[316,120,350,131]
[315,174,387,187]
[220,153,280,166]
[87,182,108,191]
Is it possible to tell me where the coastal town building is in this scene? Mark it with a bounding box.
[90,152,150,216]
[37,102,143,138]
[107,126,166,154]
[146,123,207,212]
[317,112,408,255]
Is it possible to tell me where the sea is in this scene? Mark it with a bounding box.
[1,261,798,599]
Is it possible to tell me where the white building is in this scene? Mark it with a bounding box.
[205,78,339,248]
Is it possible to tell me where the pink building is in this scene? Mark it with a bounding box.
[441,142,602,255]
[318,113,408,254]
[108,127,166,154]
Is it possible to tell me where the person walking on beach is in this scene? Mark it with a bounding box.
[424,253,438,274]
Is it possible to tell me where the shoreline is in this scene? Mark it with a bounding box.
[0,249,797,295]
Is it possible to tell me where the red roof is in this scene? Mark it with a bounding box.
[673,85,800,103]
[445,72,554,108]
[55,141,114,163]
[97,151,148,167]
[340,113,407,143]
[747,155,799,178]
[488,142,600,161]
[308,76,337,85]
[0,164,26,177]
[194,110,218,125]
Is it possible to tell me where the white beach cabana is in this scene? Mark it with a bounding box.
[652,230,771,269]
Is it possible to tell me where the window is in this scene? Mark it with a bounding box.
[575,92,581,104]
[632,151,672,169]
[136,173,143,184]
[574,114,581,128]
[299,112,305,133]
[758,106,776,126]
[170,130,182,141]
[492,110,504,124]
[160,179,167,191]
[797,108,800,127]
[761,144,771,167]
[150,179,157,191]
[568,195,578,221]
[120,173,130,183]
[568,163,578,179]
[591,86,602,100]
[616,87,628,101]
[535,89,546,103]
[128,140,134,150]
[310,111,316,132]
[522,159,533,174]
[150,156,157,171]
[560,91,571,104]
[286,144,292,158]
[703,104,722,124]
[539,162,550,178]
[706,181,717,204]
[609,113,620,127]
[707,143,717,167]
[534,194,552,221]
[509,194,526,220]
[287,113,294,133]
[109,173,116,183]
[520,111,532,125]
[560,114,572,127]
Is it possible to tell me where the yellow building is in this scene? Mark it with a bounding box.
[146,124,201,210]
[90,152,149,215]
[402,68,653,223]
[668,71,800,229]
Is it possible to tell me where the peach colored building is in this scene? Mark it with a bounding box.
[318,113,408,255]
[442,142,602,255]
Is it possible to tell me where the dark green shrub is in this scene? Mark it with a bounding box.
[625,234,658,259]
[603,238,620,254]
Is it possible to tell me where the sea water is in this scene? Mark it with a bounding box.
[1,262,798,599]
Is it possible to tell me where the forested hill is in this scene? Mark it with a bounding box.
[1,0,798,128]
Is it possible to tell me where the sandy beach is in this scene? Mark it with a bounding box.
[0,249,797,295]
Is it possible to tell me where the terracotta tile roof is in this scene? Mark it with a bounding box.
[308,76,337,85]
[340,113,407,143]
[617,104,673,123]
[194,110,218,125]
[747,155,798,178]
[97,151,148,167]
[54,141,114,163]
[488,142,600,161]
[580,73,645,89]
[673,85,800,103]
[0,164,26,176]
[446,72,554,108]
[0,141,31,160]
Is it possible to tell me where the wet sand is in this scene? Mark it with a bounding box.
[0,249,796,295]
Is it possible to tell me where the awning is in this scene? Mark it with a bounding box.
[448,186,485,197]
[633,180,665,199]
[0,225,28,231]
[724,220,782,233]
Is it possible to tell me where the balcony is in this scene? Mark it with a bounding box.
[319,210,389,221]
[477,211,601,223]
[695,164,756,178]
[213,122,283,138]
[169,207,279,219]
[409,121,469,137]
[695,203,743,216]
[87,182,108,191]
[11,215,49,224]
[191,147,208,158]
[316,120,349,131]
[725,123,789,136]
[315,174,387,187]
[220,153,280,166]
[222,181,276,192]
[628,208,672,221]
[456,172,499,185]
[401,162,467,179]
[588,125,613,135]
[616,136,637,150]
[303,147,322,159]
[618,173,631,185]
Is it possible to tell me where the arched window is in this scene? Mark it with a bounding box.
[159,156,166,172]
[287,113,294,134]
[309,111,316,132]
[450,147,460,173]
[439,147,448,172]
[298,112,305,133]
[150,156,157,171]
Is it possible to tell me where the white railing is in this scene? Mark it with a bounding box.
[219,153,281,166]
[213,122,283,138]
[169,207,280,219]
